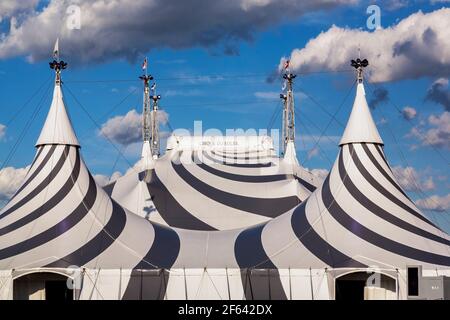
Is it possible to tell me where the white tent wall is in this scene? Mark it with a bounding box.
[2,267,449,300]
[0,270,13,300]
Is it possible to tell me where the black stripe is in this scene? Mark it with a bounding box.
[192,152,290,183]
[339,147,450,246]
[348,144,438,229]
[215,150,272,156]
[361,143,410,199]
[29,145,45,169]
[146,170,217,231]
[294,176,317,192]
[374,144,392,172]
[0,145,70,221]
[322,155,450,266]
[235,224,277,269]
[202,151,273,168]
[172,156,301,218]
[133,222,180,269]
[211,150,274,161]
[235,224,287,300]
[0,147,79,236]
[291,200,366,268]
[45,200,127,268]
[0,160,97,260]
[7,145,57,203]
[122,223,180,299]
[103,181,116,196]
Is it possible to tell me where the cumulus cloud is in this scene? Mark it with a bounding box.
[280,8,450,83]
[99,109,169,146]
[0,0,355,64]
[0,0,38,21]
[401,106,417,120]
[408,111,450,150]
[368,87,389,109]
[416,193,450,212]
[94,171,122,187]
[392,165,436,192]
[425,78,450,111]
[0,165,30,204]
[0,124,6,140]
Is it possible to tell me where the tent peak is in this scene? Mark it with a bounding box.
[35,55,79,147]
[339,59,383,147]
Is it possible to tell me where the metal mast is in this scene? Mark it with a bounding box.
[281,68,296,155]
[49,38,67,85]
[150,88,161,158]
[139,64,153,145]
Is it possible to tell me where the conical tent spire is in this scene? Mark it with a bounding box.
[339,58,383,146]
[36,47,79,147]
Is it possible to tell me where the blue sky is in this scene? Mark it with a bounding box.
[0,1,449,229]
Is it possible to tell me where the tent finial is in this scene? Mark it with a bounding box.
[49,38,67,86]
[350,56,368,84]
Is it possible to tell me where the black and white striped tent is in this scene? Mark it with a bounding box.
[0,67,449,300]
[105,135,319,230]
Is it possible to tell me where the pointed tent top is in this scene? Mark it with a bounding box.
[339,58,383,146]
[36,50,79,147]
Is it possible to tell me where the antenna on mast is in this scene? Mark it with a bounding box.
[49,38,67,85]
[139,56,161,159]
[150,87,161,158]
[281,60,296,155]
[139,57,153,144]
[350,57,369,83]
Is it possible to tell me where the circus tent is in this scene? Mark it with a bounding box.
[0,56,449,300]
[104,69,320,230]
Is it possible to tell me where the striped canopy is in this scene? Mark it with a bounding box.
[0,74,449,300]
[105,142,319,230]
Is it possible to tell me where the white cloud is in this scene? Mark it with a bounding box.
[0,124,6,140]
[0,165,30,202]
[392,165,436,192]
[416,193,450,212]
[0,0,355,64]
[408,111,450,150]
[280,8,450,83]
[99,109,169,146]
[401,106,417,120]
[0,0,38,21]
[94,171,122,187]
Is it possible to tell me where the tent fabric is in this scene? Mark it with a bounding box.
[106,144,318,230]
[339,83,383,146]
[35,83,79,147]
[0,73,449,300]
